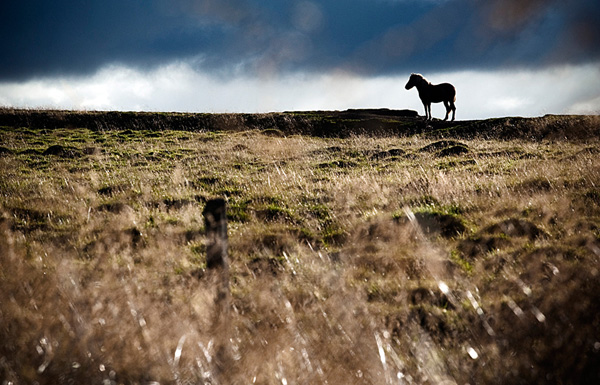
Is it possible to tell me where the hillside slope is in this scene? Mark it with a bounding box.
[1,109,599,384]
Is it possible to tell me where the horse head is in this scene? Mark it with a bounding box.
[405,73,425,90]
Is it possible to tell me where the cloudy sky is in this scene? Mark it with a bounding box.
[1,0,599,119]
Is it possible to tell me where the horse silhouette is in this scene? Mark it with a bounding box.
[405,73,456,121]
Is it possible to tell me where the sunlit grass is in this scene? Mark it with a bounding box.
[1,118,600,384]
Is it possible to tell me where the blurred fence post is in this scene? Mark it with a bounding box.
[203,197,230,307]
[203,198,229,270]
[202,198,233,379]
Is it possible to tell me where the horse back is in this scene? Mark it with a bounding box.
[427,83,455,103]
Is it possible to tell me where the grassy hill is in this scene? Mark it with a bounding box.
[2,107,599,139]
[1,109,600,384]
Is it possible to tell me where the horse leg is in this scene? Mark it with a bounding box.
[449,100,456,121]
[423,103,430,120]
[443,101,450,121]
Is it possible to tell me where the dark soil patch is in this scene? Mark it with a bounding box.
[192,176,220,189]
[514,178,553,192]
[182,229,203,243]
[408,306,458,344]
[261,128,285,137]
[397,211,467,238]
[325,146,343,153]
[419,140,467,152]
[317,159,359,169]
[82,227,145,258]
[19,149,43,155]
[437,145,469,157]
[83,146,103,155]
[125,227,144,247]
[7,206,51,231]
[251,231,297,256]
[583,190,600,206]
[409,287,454,309]
[255,206,296,223]
[145,198,195,211]
[484,218,547,239]
[458,235,513,258]
[440,159,477,168]
[370,148,406,160]
[98,184,129,196]
[247,256,284,276]
[5,206,70,233]
[0,146,13,156]
[43,144,83,158]
[162,198,194,211]
[96,202,131,214]
[523,245,586,264]
[232,144,250,152]
[310,146,343,157]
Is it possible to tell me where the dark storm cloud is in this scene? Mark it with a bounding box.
[349,0,600,74]
[0,1,230,80]
[1,0,598,81]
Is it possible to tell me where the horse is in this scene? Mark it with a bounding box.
[405,73,456,121]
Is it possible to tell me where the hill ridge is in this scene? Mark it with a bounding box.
[1,108,598,140]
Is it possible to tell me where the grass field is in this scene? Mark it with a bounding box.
[1,110,600,384]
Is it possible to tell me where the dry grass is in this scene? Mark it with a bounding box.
[1,118,600,384]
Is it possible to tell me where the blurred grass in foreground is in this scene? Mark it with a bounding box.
[1,113,600,384]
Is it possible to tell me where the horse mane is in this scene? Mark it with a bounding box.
[411,73,430,85]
